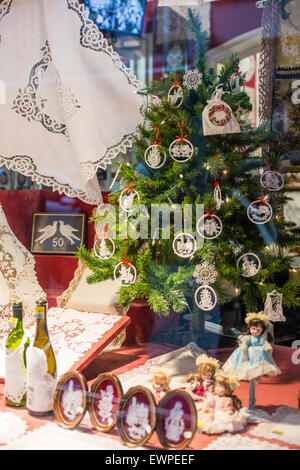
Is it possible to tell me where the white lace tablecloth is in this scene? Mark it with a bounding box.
[0,307,125,379]
[203,433,290,450]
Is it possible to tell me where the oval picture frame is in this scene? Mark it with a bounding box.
[117,386,156,448]
[88,373,123,432]
[156,390,197,450]
[53,370,88,430]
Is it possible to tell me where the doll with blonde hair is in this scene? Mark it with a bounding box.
[151,369,171,404]
[197,372,247,434]
[184,354,220,402]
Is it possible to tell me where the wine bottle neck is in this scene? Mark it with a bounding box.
[34,307,50,342]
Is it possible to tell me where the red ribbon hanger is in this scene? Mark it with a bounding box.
[213,156,220,188]
[234,60,244,84]
[124,171,137,193]
[151,125,162,146]
[257,189,269,205]
[172,80,181,89]
[204,210,216,221]
[176,121,189,144]
[265,159,271,171]
[121,235,132,266]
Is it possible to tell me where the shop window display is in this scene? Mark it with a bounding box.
[0,0,299,453]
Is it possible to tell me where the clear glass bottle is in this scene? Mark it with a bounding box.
[5,301,30,407]
[26,299,57,416]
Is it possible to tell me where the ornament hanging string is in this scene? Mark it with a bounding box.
[265,159,271,171]
[121,235,132,266]
[124,172,137,193]
[176,121,189,144]
[172,80,181,89]
[234,60,244,85]
[257,189,269,205]
[213,156,220,188]
[151,125,161,146]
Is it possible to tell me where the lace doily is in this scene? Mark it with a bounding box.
[0,204,45,333]
[0,411,27,444]
[203,433,290,450]
[1,422,146,450]
[250,406,300,447]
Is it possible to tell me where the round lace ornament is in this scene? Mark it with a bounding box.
[167,81,183,108]
[247,198,273,225]
[237,253,261,278]
[195,285,217,311]
[144,144,167,169]
[93,235,115,260]
[169,139,194,163]
[193,262,218,285]
[183,69,203,90]
[172,233,197,259]
[196,212,223,240]
[114,261,137,286]
[119,188,140,213]
[260,171,284,192]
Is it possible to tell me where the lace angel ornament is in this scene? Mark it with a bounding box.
[264,291,285,322]
[164,401,185,443]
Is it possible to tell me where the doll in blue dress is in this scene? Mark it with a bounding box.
[223,312,281,382]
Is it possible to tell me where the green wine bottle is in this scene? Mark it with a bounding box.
[5,301,30,407]
[26,299,57,416]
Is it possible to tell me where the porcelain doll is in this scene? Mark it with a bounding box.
[197,373,247,434]
[222,312,281,382]
[184,354,220,402]
[151,369,171,404]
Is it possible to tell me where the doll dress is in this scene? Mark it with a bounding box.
[222,334,281,381]
[197,395,246,434]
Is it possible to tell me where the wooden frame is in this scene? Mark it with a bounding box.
[88,373,123,432]
[117,386,156,448]
[53,370,88,429]
[156,390,197,450]
[31,212,86,254]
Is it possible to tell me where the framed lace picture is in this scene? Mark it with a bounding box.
[156,390,197,450]
[31,213,86,254]
[117,386,157,448]
[89,373,123,432]
[53,371,89,430]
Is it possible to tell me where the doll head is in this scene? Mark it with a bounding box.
[195,354,220,381]
[184,373,199,389]
[214,373,242,409]
[244,312,270,337]
[151,369,171,393]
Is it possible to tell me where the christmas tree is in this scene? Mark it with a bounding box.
[77,11,300,339]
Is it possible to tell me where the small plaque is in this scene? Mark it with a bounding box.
[156,390,197,450]
[31,213,85,254]
[88,373,123,432]
[53,371,88,429]
[117,386,156,448]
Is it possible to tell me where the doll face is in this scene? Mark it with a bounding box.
[215,383,226,397]
[250,324,263,336]
[153,379,166,391]
[201,369,214,381]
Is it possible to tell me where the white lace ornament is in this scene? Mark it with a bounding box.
[144,144,167,169]
[164,401,185,442]
[97,385,114,426]
[213,183,223,210]
[183,69,203,90]
[61,379,84,421]
[196,212,223,240]
[169,139,194,163]
[264,291,286,322]
[193,262,218,285]
[119,188,140,213]
[237,253,261,278]
[195,285,217,311]
[167,81,183,108]
[260,171,284,192]
[126,396,151,440]
[93,236,115,260]
[247,195,273,225]
[114,261,137,286]
[172,233,197,258]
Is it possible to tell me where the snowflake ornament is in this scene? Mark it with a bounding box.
[193,262,218,285]
[183,69,203,90]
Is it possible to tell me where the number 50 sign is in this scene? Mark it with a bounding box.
[31,213,86,255]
